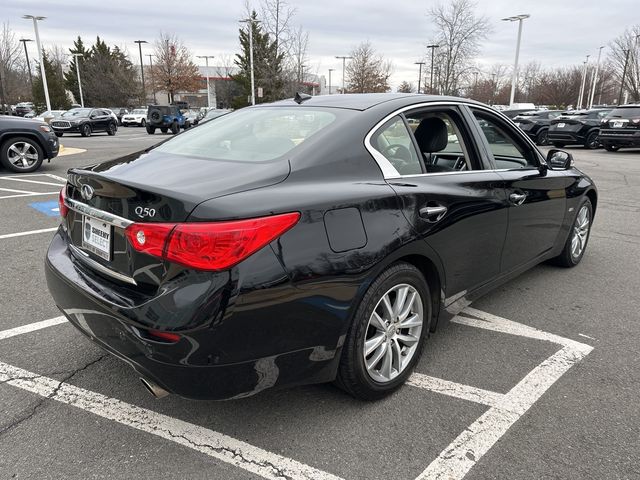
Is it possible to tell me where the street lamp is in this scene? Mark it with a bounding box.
[134,40,148,102]
[414,62,426,93]
[502,14,530,107]
[19,38,34,86]
[240,18,259,105]
[72,53,84,107]
[335,56,353,94]
[588,47,604,109]
[197,55,215,108]
[577,55,590,109]
[426,44,439,94]
[328,68,335,94]
[23,15,50,112]
[146,54,157,104]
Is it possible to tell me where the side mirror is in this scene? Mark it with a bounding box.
[546,149,574,170]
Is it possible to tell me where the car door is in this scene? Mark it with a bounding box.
[467,107,570,273]
[370,105,509,300]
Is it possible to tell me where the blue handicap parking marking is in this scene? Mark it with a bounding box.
[30,201,60,217]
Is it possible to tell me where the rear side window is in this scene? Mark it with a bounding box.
[608,107,640,118]
[155,108,337,162]
[371,116,422,175]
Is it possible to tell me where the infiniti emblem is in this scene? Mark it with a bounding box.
[81,184,94,200]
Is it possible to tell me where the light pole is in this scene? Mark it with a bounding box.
[502,14,530,107]
[426,44,439,94]
[577,55,590,109]
[335,56,353,94]
[23,15,50,112]
[196,55,215,108]
[19,38,34,86]
[134,40,148,102]
[72,53,84,107]
[240,18,259,105]
[415,62,426,93]
[328,68,335,94]
[588,47,604,109]
[146,54,157,104]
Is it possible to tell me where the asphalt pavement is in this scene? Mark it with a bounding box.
[0,126,638,480]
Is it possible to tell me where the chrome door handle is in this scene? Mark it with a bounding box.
[509,193,527,205]
[419,205,448,220]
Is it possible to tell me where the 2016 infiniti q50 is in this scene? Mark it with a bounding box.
[45,93,596,400]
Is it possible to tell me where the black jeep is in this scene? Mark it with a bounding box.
[145,105,189,135]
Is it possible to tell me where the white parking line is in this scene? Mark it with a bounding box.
[44,173,67,183]
[0,186,37,194]
[0,317,67,340]
[0,191,59,200]
[0,227,58,240]
[408,373,503,407]
[0,177,64,187]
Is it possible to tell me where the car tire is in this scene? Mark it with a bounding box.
[148,108,162,123]
[141,119,146,127]
[80,124,91,137]
[0,136,44,173]
[335,262,431,400]
[55,132,63,138]
[551,197,593,268]
[107,123,117,136]
[170,122,179,134]
[122,123,128,127]
[536,129,549,146]
[160,127,168,134]
[552,142,565,148]
[146,125,156,135]
[585,131,599,149]
[604,144,619,152]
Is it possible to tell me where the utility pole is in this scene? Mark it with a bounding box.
[588,46,604,109]
[23,15,50,112]
[72,53,84,107]
[146,54,157,104]
[19,38,34,86]
[240,18,259,105]
[618,49,630,105]
[414,62,426,93]
[426,44,439,94]
[134,40,148,102]
[577,55,590,109]
[502,14,530,107]
[335,56,353,94]
[328,68,335,94]
[197,55,215,108]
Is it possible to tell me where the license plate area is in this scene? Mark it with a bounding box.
[613,121,625,128]
[557,122,565,128]
[82,215,112,261]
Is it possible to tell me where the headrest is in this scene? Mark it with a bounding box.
[414,117,448,153]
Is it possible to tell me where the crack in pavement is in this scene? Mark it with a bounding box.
[0,354,106,438]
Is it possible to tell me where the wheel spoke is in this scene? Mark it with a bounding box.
[391,339,402,372]
[399,313,422,329]
[398,291,416,321]
[380,342,392,379]
[25,153,38,160]
[370,312,386,332]
[381,294,394,321]
[9,145,21,156]
[396,333,419,346]
[366,343,386,371]
[365,333,385,356]
[21,157,29,167]
[394,286,409,317]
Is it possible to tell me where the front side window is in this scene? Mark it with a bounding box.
[371,116,422,175]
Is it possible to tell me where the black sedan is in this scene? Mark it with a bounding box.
[0,115,59,172]
[548,108,612,149]
[45,94,597,401]
[513,110,562,145]
[50,108,118,137]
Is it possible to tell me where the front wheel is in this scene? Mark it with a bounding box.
[107,123,117,136]
[80,123,91,137]
[0,137,44,173]
[551,198,593,267]
[140,119,146,127]
[585,131,599,149]
[536,129,549,146]
[55,132,63,138]
[146,124,156,135]
[170,122,179,134]
[335,262,431,400]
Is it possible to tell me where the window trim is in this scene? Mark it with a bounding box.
[371,114,424,175]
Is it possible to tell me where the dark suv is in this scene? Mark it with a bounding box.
[145,105,189,135]
[50,108,118,137]
[598,105,640,151]
[548,108,612,149]
[0,115,59,172]
[513,110,562,146]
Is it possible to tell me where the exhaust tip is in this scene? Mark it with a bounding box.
[140,377,169,399]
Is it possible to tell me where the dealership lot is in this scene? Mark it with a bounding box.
[0,128,639,479]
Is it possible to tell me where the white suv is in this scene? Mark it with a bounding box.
[121,108,148,127]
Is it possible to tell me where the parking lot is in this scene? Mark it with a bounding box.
[0,127,639,480]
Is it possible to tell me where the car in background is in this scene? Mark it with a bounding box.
[108,107,129,125]
[183,109,202,126]
[46,93,597,401]
[502,108,536,119]
[121,108,148,127]
[0,115,59,172]
[145,105,188,134]
[15,102,35,117]
[513,110,563,146]
[34,110,67,124]
[199,108,231,125]
[50,108,118,137]
[548,108,612,149]
[598,104,640,151]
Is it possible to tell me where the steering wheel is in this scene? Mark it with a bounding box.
[382,143,411,161]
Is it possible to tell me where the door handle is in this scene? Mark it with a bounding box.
[509,193,527,205]
[419,205,448,221]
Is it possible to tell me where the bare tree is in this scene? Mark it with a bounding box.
[608,25,640,103]
[0,22,24,109]
[150,32,201,103]
[428,0,492,95]
[214,54,240,108]
[289,26,309,89]
[260,0,296,58]
[345,41,393,93]
[397,81,415,93]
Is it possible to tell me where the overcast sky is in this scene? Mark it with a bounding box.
[3,0,637,89]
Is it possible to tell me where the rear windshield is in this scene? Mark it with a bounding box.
[155,107,340,162]
[607,107,640,118]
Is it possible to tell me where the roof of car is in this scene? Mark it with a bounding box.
[268,93,486,111]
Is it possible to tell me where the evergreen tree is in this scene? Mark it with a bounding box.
[32,50,71,110]
[64,36,87,104]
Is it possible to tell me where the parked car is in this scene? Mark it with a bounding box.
[548,108,612,149]
[183,109,202,126]
[121,108,148,127]
[0,115,59,172]
[15,102,35,117]
[598,104,640,151]
[145,105,188,134]
[513,110,563,145]
[46,93,597,401]
[34,110,67,124]
[502,108,537,119]
[199,108,231,124]
[50,108,118,137]
[108,107,129,125]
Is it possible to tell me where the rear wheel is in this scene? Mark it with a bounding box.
[55,132,63,138]
[160,127,169,134]
[552,198,592,267]
[146,125,156,135]
[0,137,44,173]
[536,129,549,146]
[140,119,146,127]
[335,262,431,400]
[80,123,91,137]
[107,122,117,136]
[604,144,619,152]
[585,131,599,149]
[170,122,179,134]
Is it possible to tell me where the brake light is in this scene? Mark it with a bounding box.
[148,329,181,343]
[124,212,300,271]
[632,118,640,124]
[58,187,69,218]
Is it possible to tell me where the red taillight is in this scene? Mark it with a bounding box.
[58,187,69,218]
[148,329,181,343]
[632,118,640,124]
[124,212,300,271]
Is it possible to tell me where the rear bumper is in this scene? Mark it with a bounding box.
[599,130,640,147]
[44,228,342,399]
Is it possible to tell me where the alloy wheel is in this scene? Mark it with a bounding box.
[571,205,590,259]
[363,283,423,383]
[7,141,39,169]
